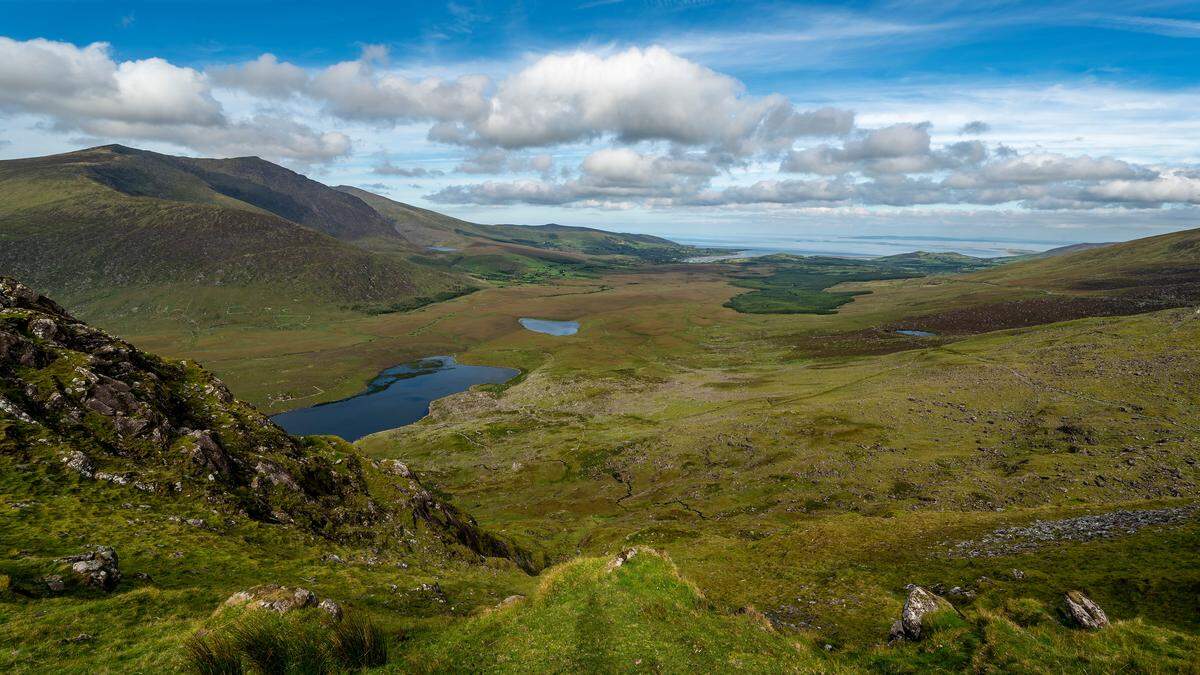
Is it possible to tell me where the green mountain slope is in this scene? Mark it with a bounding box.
[340,186,709,280]
[971,226,1200,293]
[0,146,467,327]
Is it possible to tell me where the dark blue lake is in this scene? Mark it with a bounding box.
[519,318,580,335]
[270,356,518,442]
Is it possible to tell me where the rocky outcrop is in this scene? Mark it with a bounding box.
[61,546,121,591]
[0,276,373,533]
[1062,591,1109,629]
[225,584,322,615]
[889,585,953,642]
[2,276,539,570]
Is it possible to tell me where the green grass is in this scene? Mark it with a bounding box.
[408,548,836,672]
[5,215,1200,670]
[722,254,994,314]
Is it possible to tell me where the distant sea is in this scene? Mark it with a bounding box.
[671,233,1075,260]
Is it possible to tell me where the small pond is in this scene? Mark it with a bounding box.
[519,318,580,336]
[270,356,518,442]
[428,246,458,252]
[896,329,938,337]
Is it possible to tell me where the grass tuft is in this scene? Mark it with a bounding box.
[183,631,244,675]
[330,614,389,669]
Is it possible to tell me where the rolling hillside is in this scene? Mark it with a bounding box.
[341,186,710,280]
[0,147,465,327]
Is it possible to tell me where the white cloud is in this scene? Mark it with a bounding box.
[209,54,309,99]
[310,59,492,124]
[977,153,1150,184]
[1086,172,1200,205]
[0,38,220,126]
[0,37,347,163]
[467,46,852,151]
[372,161,444,177]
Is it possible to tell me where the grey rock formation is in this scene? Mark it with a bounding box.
[889,585,950,642]
[62,546,121,591]
[1062,590,1109,629]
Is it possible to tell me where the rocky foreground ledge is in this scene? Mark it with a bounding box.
[0,276,536,570]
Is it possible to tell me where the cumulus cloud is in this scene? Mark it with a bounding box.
[0,37,221,126]
[205,45,494,125]
[429,135,1195,212]
[310,58,491,124]
[0,37,347,163]
[975,153,1151,184]
[431,147,718,205]
[1085,171,1200,206]
[215,45,852,154]
[781,123,977,175]
[465,46,852,152]
[5,36,1198,214]
[958,120,990,135]
[372,162,444,177]
[209,53,309,98]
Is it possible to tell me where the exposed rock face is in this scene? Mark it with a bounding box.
[888,585,951,642]
[1062,591,1109,629]
[0,276,372,532]
[318,598,344,620]
[62,546,121,591]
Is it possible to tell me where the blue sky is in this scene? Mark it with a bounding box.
[2,0,1199,247]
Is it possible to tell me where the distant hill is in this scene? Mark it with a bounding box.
[872,227,1200,337]
[971,227,1199,294]
[0,146,471,326]
[874,250,997,273]
[340,186,707,279]
[1002,241,1115,262]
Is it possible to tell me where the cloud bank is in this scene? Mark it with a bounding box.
[1,35,1198,217]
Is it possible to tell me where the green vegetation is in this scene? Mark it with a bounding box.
[345,186,713,282]
[3,146,1200,671]
[411,548,834,672]
[723,253,994,314]
[184,606,387,673]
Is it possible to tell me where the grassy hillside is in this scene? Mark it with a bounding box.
[722,252,996,314]
[342,186,711,281]
[0,146,470,330]
[3,220,1200,670]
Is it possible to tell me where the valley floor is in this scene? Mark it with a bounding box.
[5,265,1199,671]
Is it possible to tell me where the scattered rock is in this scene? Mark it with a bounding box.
[0,394,35,423]
[224,584,317,614]
[62,546,121,591]
[1062,590,1109,629]
[42,575,65,593]
[607,547,641,571]
[59,633,94,644]
[946,586,976,601]
[499,594,525,607]
[318,598,343,621]
[888,585,952,642]
[379,459,414,478]
[949,507,1198,558]
[414,582,447,603]
[61,451,95,479]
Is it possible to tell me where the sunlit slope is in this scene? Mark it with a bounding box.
[970,226,1200,294]
[409,548,833,672]
[0,146,466,324]
[340,186,706,278]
